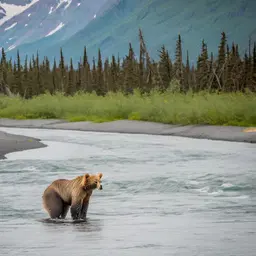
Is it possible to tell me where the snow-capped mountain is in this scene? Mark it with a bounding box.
[0,6,6,21]
[1,0,256,67]
[0,0,118,52]
[0,0,36,26]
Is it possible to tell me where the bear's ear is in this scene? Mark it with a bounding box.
[98,173,103,179]
[82,173,90,186]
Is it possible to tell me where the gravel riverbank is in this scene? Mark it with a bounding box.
[0,118,255,159]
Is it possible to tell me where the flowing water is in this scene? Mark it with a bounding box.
[0,127,256,256]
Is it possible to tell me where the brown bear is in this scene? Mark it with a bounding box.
[42,172,103,220]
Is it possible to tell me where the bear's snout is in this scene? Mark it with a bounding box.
[99,185,103,190]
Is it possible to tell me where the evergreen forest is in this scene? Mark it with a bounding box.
[1,29,255,98]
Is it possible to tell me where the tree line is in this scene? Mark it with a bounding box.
[0,29,255,99]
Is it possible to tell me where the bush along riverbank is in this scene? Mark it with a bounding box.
[0,90,255,127]
[0,29,255,127]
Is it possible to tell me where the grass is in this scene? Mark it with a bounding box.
[0,89,255,127]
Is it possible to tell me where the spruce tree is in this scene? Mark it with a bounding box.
[103,58,109,91]
[109,55,118,92]
[123,43,136,94]
[197,39,209,91]
[139,30,145,90]
[252,42,256,91]
[91,57,97,93]
[52,58,58,92]
[66,58,75,95]
[23,55,29,98]
[158,45,172,91]
[76,61,82,92]
[16,50,23,95]
[59,47,66,92]
[83,46,88,67]
[174,34,184,91]
[1,48,7,86]
[35,51,42,95]
[184,50,190,91]
[96,49,105,96]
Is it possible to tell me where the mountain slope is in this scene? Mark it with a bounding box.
[4,0,256,65]
[0,0,37,26]
[0,0,115,52]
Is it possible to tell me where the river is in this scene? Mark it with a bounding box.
[0,127,255,256]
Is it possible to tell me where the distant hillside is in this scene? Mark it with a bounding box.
[0,0,115,53]
[0,0,36,26]
[4,0,256,66]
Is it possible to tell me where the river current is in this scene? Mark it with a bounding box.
[0,127,255,256]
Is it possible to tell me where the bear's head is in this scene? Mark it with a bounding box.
[81,172,103,191]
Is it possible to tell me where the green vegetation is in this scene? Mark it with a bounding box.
[0,29,256,127]
[0,90,255,126]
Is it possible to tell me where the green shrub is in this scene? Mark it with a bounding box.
[0,89,255,126]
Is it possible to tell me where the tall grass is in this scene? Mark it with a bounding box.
[0,89,255,126]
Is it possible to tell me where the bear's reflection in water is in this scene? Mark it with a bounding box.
[38,217,104,233]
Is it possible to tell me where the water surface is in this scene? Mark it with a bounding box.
[0,127,256,256]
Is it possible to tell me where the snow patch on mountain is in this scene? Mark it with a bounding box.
[0,0,39,26]
[48,6,53,14]
[7,44,16,51]
[1,0,121,58]
[45,22,65,37]
[4,21,17,30]
[63,0,72,10]
[49,0,72,14]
